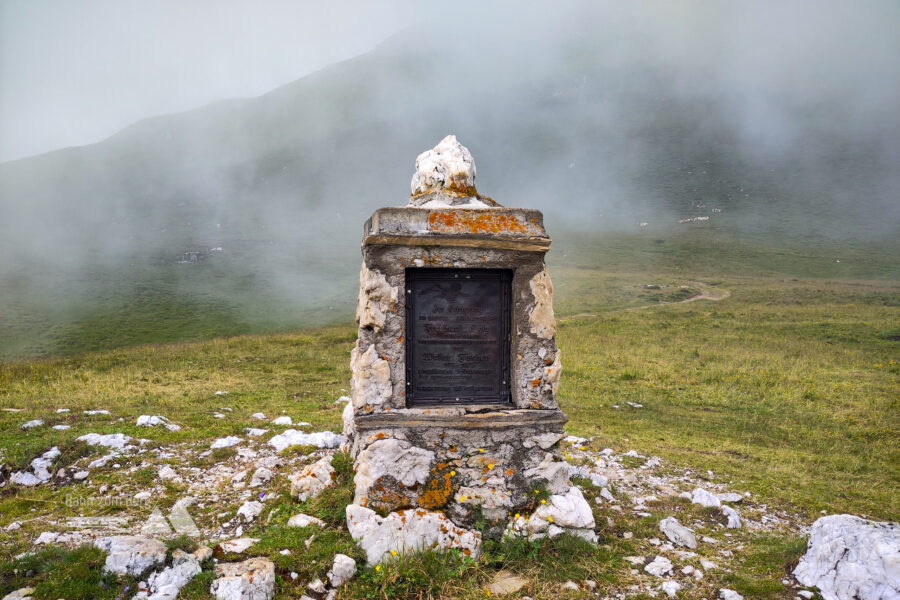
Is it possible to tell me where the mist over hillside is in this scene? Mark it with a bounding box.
[1,2,898,359]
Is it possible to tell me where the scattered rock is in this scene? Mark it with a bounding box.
[717,492,744,503]
[210,557,275,600]
[644,556,674,577]
[659,516,697,549]
[793,514,900,600]
[250,413,267,420]
[21,419,44,429]
[35,531,58,544]
[327,554,357,587]
[6,522,21,531]
[346,504,482,566]
[245,428,268,437]
[2,588,34,600]
[73,470,90,481]
[272,416,292,426]
[136,415,181,431]
[691,487,721,508]
[486,571,529,596]
[236,501,264,523]
[562,581,579,591]
[52,424,70,430]
[287,514,326,529]
[78,433,131,449]
[216,538,259,555]
[289,455,336,501]
[719,589,744,600]
[144,549,201,600]
[10,446,60,486]
[269,429,344,452]
[722,505,742,529]
[158,465,181,482]
[83,409,110,415]
[94,535,167,576]
[211,436,242,449]
[249,467,273,488]
[661,581,682,597]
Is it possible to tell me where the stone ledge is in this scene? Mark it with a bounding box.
[365,207,549,240]
[354,408,567,431]
[363,234,551,252]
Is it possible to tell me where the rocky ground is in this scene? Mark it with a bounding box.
[2,398,862,600]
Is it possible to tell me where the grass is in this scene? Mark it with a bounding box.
[0,228,897,598]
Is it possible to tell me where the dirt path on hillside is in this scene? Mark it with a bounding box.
[560,281,731,323]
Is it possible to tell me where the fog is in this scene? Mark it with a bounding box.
[1,0,898,358]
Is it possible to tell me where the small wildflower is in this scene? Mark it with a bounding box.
[376,564,381,572]
[450,470,456,476]
[459,495,467,502]
[541,499,546,504]
[488,463,494,469]
[478,448,484,453]
[391,550,397,556]
[547,515,554,523]
[514,513,520,519]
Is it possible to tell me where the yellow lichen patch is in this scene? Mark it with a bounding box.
[418,467,454,510]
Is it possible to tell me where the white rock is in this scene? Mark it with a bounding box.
[661,581,682,597]
[797,591,814,599]
[268,429,344,452]
[56,408,69,413]
[136,415,181,431]
[327,554,357,588]
[562,581,579,591]
[22,419,44,429]
[530,487,596,535]
[353,439,434,504]
[719,589,744,600]
[2,588,34,600]
[145,549,201,600]
[73,470,90,480]
[793,514,900,600]
[94,536,167,576]
[336,396,350,404]
[644,556,674,577]
[700,558,719,570]
[287,514,326,529]
[6,522,21,531]
[236,501,264,523]
[83,409,110,415]
[691,487,722,508]
[211,436,242,449]
[245,428,268,437]
[11,446,61,486]
[35,531,58,544]
[249,467,273,488]
[158,465,181,482]
[659,516,697,549]
[279,549,291,556]
[78,433,131,449]
[272,416,292,426]
[346,504,481,566]
[210,557,275,600]
[350,345,392,408]
[722,505,742,529]
[217,538,259,555]
[290,455,336,501]
[410,135,476,197]
[52,424,70,430]
[600,487,615,503]
[215,391,228,395]
[250,413,267,420]
[213,413,225,419]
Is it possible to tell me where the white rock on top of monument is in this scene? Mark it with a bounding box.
[94,535,167,576]
[287,514,326,529]
[691,487,722,508]
[211,436,242,449]
[659,516,697,549]
[353,438,434,504]
[644,556,674,577]
[410,135,476,197]
[236,500,264,523]
[793,514,900,600]
[721,505,742,529]
[136,415,181,431]
[78,433,132,449]
[145,549,201,600]
[268,429,344,452]
[327,554,357,588]
[210,557,275,600]
[346,504,482,566]
[290,454,336,501]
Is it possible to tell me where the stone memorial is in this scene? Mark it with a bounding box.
[344,136,595,564]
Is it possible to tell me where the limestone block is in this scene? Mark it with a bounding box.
[346,504,482,566]
[409,135,476,198]
[523,432,565,450]
[793,514,900,600]
[524,453,570,495]
[210,557,275,600]
[528,268,556,339]
[327,554,357,588]
[145,549,201,600]
[289,455,336,501]
[545,351,563,395]
[456,486,512,521]
[353,439,434,506]
[356,264,397,332]
[350,345,392,409]
[94,535,167,576]
[530,486,595,531]
[659,516,697,549]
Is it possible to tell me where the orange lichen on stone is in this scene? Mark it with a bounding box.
[427,211,530,235]
[418,467,454,510]
[530,379,542,388]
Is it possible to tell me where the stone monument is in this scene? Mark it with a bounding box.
[344,136,595,566]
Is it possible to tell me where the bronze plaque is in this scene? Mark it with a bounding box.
[406,268,511,405]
